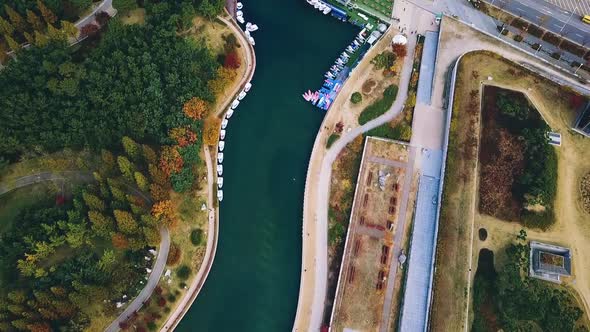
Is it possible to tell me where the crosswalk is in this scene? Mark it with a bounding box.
[543,0,590,16]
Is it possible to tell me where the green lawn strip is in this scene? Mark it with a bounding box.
[358,84,398,125]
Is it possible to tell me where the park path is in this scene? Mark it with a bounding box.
[294,22,418,332]
[159,12,257,331]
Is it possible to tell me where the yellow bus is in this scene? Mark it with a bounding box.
[583,15,590,24]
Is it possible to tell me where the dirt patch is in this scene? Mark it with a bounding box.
[581,173,590,214]
[362,79,377,94]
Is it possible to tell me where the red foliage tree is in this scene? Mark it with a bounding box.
[80,23,99,38]
[224,50,241,69]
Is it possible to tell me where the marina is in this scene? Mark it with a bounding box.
[302,0,387,111]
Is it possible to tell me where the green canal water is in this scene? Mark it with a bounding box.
[177,1,358,331]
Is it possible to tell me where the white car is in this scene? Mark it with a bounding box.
[221,118,228,129]
[238,91,247,100]
[244,82,252,92]
[219,141,225,152]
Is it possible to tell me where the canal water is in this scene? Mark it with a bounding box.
[176,0,358,331]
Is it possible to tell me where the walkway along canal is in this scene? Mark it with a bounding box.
[176,0,358,330]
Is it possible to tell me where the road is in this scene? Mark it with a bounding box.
[294,21,418,332]
[485,0,590,45]
[106,227,171,332]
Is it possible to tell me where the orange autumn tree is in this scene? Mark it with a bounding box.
[159,146,183,177]
[183,97,208,120]
[169,127,197,147]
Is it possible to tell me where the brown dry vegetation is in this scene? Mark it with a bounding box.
[431,50,590,331]
[582,173,590,214]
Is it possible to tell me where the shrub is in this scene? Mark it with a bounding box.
[358,85,398,125]
[190,229,203,246]
[350,92,362,104]
[176,265,191,280]
[326,134,340,148]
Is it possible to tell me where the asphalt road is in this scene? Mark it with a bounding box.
[488,0,590,45]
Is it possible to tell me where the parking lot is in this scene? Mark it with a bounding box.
[542,0,590,16]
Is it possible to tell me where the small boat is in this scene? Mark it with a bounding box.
[238,91,247,100]
[220,130,226,140]
[231,99,240,109]
[219,141,225,152]
[217,190,223,202]
[217,164,223,176]
[244,82,252,92]
[246,23,259,32]
[237,16,245,24]
[248,36,255,46]
[237,2,243,10]
[226,109,234,118]
[217,152,224,163]
[217,177,224,189]
[221,118,228,129]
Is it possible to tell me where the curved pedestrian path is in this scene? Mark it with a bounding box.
[293,25,418,332]
[0,171,170,332]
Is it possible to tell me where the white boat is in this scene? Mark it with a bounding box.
[217,190,223,202]
[226,109,234,118]
[221,118,228,129]
[231,99,240,109]
[246,23,259,32]
[217,164,223,176]
[217,152,224,163]
[219,141,225,151]
[238,91,247,100]
[236,10,243,17]
[220,130,226,140]
[244,82,252,92]
[248,36,255,46]
[237,2,243,9]
[237,16,245,24]
[217,177,224,189]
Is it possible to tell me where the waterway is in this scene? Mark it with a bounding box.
[176,1,358,331]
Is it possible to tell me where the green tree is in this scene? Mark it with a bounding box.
[0,16,14,36]
[122,136,140,161]
[350,92,362,104]
[4,5,26,32]
[60,20,78,39]
[34,30,49,47]
[37,0,57,25]
[98,249,116,272]
[117,156,134,182]
[82,192,106,211]
[113,210,138,234]
[88,210,114,237]
[113,0,138,13]
[4,34,20,52]
[134,171,149,191]
[23,32,35,44]
[26,9,44,31]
